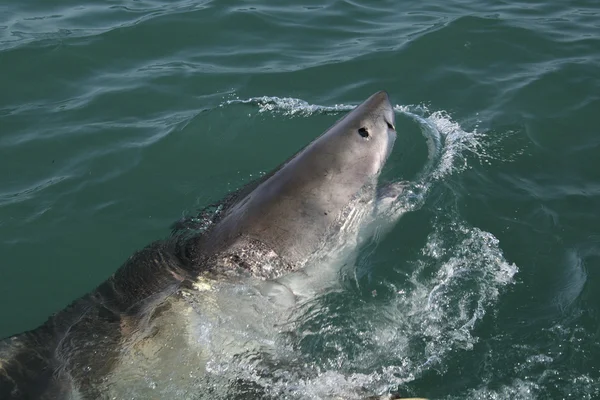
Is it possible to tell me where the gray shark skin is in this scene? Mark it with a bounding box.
[0,91,401,400]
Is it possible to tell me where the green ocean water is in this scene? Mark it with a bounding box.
[1,0,600,398]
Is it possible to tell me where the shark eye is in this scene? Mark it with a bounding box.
[358,127,369,139]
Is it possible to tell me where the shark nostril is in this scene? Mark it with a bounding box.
[385,120,395,131]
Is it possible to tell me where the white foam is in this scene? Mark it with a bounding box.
[223,95,354,116]
[396,105,490,184]
[278,223,518,397]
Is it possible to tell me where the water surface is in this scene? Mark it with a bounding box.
[1,0,599,398]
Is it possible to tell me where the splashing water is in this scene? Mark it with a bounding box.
[223,95,355,116]
[261,221,518,399]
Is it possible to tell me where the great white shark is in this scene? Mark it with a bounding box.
[0,91,422,399]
